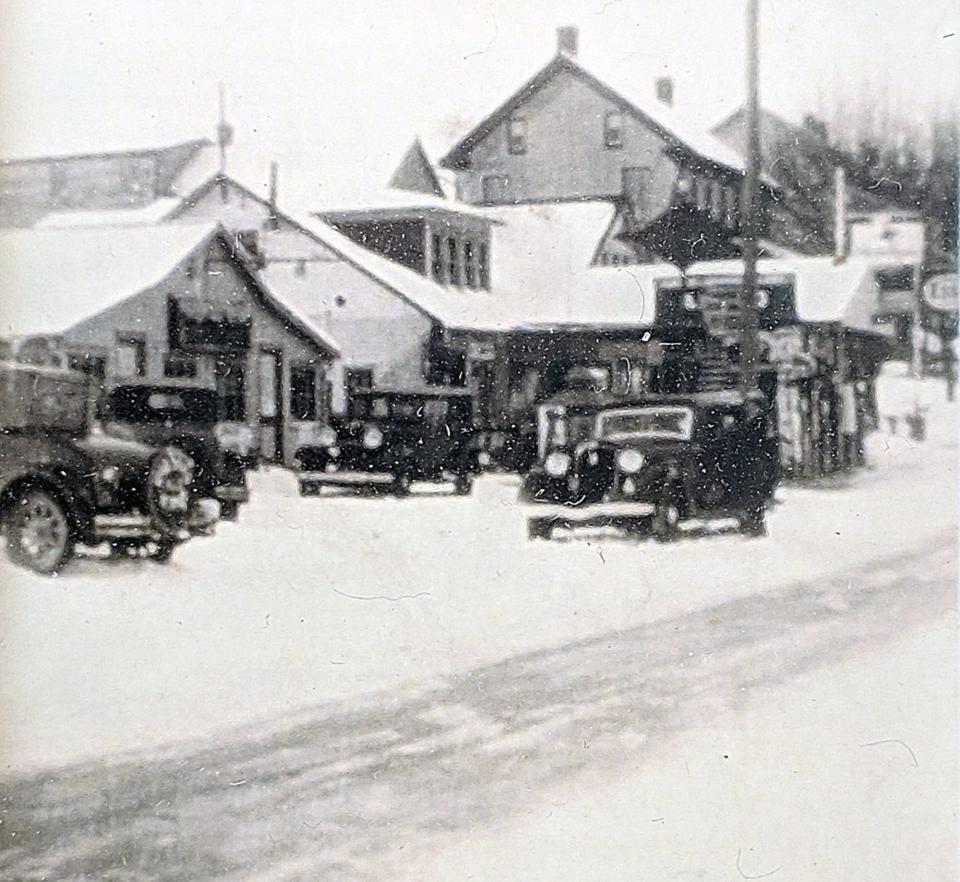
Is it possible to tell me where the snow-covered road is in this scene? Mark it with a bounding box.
[0,368,956,880]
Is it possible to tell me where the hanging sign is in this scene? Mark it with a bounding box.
[922,273,958,314]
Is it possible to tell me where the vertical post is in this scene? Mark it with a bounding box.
[910,262,925,377]
[833,166,847,261]
[740,0,762,393]
[218,83,228,174]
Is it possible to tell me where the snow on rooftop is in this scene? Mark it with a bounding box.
[290,204,676,332]
[684,255,896,333]
[33,199,183,229]
[0,223,220,338]
[174,142,484,218]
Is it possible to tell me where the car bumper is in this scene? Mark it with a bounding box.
[91,499,219,542]
[298,470,395,494]
[524,500,655,523]
[214,484,250,503]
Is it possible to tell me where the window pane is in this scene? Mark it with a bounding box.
[508,116,527,154]
[464,241,476,288]
[290,365,316,420]
[604,111,623,148]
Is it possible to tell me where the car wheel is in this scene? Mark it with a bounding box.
[453,474,473,496]
[2,487,74,574]
[149,540,176,563]
[652,495,681,542]
[392,474,412,497]
[740,499,767,537]
[528,518,552,540]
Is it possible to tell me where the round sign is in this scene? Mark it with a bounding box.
[923,273,958,313]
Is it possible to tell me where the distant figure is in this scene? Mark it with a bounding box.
[905,403,927,442]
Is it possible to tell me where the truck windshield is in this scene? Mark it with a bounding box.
[106,387,219,424]
[596,406,694,442]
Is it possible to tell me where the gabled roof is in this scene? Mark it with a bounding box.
[0,221,338,356]
[0,223,222,337]
[388,139,446,198]
[439,53,752,180]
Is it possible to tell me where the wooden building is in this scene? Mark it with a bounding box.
[0,223,337,465]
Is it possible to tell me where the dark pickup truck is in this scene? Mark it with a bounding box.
[1,354,217,573]
[99,384,255,520]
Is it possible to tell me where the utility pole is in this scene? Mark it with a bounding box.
[740,0,762,393]
[217,83,234,176]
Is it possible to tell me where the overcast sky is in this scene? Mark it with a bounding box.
[1,0,957,168]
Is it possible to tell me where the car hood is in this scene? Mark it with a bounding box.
[74,428,157,469]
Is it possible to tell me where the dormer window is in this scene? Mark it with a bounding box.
[508,115,528,155]
[604,111,623,149]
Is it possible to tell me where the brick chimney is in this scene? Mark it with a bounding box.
[655,77,674,107]
[557,26,579,58]
[268,161,280,231]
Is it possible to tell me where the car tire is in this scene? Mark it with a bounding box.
[149,540,176,563]
[453,475,473,496]
[528,518,552,541]
[2,486,74,575]
[740,499,767,537]
[652,494,681,542]
[392,474,412,497]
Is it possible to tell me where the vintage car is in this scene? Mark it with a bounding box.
[295,389,480,496]
[521,390,779,541]
[0,354,218,573]
[98,383,256,520]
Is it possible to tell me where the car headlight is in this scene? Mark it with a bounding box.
[544,450,572,477]
[215,422,257,455]
[615,448,645,474]
[362,425,384,449]
[318,426,337,447]
[99,464,121,484]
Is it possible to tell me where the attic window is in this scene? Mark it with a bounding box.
[604,111,623,149]
[508,115,528,155]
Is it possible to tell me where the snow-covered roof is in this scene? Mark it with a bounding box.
[439,53,766,183]
[289,204,676,332]
[33,199,183,229]
[683,255,896,334]
[173,143,483,218]
[0,224,220,338]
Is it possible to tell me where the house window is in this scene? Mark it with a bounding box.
[164,352,198,378]
[346,367,373,394]
[723,186,738,227]
[604,111,623,149]
[116,334,146,378]
[507,115,528,155]
[431,232,443,281]
[289,364,317,420]
[446,236,458,285]
[695,179,709,211]
[479,242,490,289]
[464,241,477,288]
[612,358,631,395]
[214,356,246,421]
[710,181,723,221]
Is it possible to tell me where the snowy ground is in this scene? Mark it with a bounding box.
[0,365,957,880]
